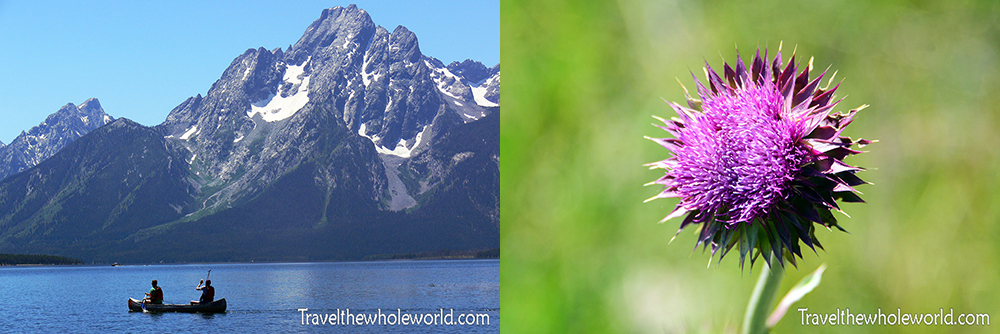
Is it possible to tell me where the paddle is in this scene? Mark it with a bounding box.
[199,270,211,289]
[205,269,211,302]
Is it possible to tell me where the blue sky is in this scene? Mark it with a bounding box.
[0,1,498,143]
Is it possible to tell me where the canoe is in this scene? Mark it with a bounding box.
[128,298,227,313]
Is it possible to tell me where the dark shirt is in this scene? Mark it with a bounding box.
[200,285,215,303]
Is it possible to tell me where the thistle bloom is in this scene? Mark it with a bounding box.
[645,47,872,268]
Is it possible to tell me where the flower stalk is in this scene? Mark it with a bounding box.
[742,257,784,334]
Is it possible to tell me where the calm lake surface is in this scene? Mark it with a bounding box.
[0,259,498,333]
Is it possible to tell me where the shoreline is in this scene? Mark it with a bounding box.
[81,248,499,266]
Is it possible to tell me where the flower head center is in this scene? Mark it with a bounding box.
[676,81,810,224]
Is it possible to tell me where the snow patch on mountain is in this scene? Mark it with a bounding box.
[427,60,464,99]
[471,75,499,107]
[248,59,311,122]
[358,123,430,158]
[178,125,199,140]
[361,48,383,88]
[362,70,382,88]
[342,34,353,49]
[362,58,382,88]
[471,85,497,107]
[460,110,486,121]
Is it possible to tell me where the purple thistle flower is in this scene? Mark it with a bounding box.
[645,47,873,269]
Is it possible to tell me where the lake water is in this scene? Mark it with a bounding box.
[0,259,499,333]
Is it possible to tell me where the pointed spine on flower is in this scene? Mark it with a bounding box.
[645,46,873,269]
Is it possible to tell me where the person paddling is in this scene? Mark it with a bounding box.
[193,279,215,305]
[142,279,163,304]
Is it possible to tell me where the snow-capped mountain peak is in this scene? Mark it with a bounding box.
[150,4,497,215]
[424,57,499,120]
[0,98,115,181]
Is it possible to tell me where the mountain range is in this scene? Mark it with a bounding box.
[0,5,498,263]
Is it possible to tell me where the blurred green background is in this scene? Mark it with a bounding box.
[502,0,1000,333]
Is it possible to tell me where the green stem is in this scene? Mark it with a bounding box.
[741,255,784,334]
